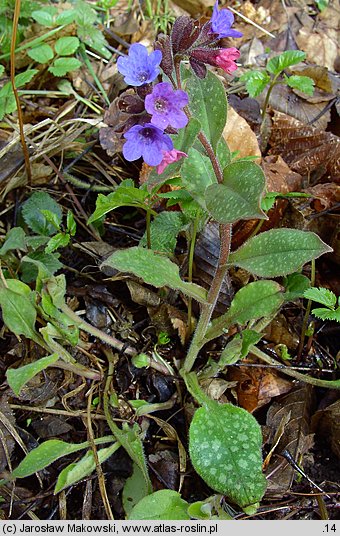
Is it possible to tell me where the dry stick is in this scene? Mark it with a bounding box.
[86,388,114,520]
[10,0,32,183]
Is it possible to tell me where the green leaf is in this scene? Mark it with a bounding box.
[22,192,62,235]
[229,229,332,277]
[285,75,314,95]
[66,211,76,236]
[181,147,216,208]
[189,401,266,509]
[55,36,80,56]
[45,233,70,254]
[186,70,227,151]
[27,44,54,64]
[0,281,38,341]
[123,463,149,517]
[31,9,55,26]
[283,273,311,301]
[206,280,285,341]
[7,354,59,396]
[0,66,5,76]
[304,287,337,308]
[0,227,27,256]
[206,161,266,224]
[140,212,187,254]
[146,118,201,190]
[49,57,82,76]
[266,50,306,75]
[315,0,329,11]
[240,71,271,98]
[15,70,39,88]
[0,70,38,121]
[129,490,190,520]
[54,442,120,493]
[21,252,62,283]
[55,9,77,25]
[101,247,208,303]
[88,183,149,224]
[311,307,340,322]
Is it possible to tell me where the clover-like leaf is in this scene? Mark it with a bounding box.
[101,247,207,303]
[205,161,266,224]
[27,44,54,64]
[228,229,332,277]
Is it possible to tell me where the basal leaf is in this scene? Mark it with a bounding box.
[181,147,216,208]
[101,247,207,303]
[28,44,54,64]
[240,71,271,98]
[22,191,62,236]
[266,50,306,75]
[7,354,59,396]
[189,401,266,509]
[129,490,190,520]
[285,75,314,96]
[283,273,311,301]
[0,283,38,341]
[186,70,227,150]
[21,252,62,283]
[228,229,332,277]
[205,161,266,224]
[139,211,187,254]
[123,463,149,517]
[54,442,120,493]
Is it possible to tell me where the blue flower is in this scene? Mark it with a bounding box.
[123,123,173,166]
[210,1,243,39]
[145,82,188,129]
[117,43,162,86]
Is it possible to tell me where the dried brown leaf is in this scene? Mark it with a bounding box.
[223,106,261,159]
[312,398,340,459]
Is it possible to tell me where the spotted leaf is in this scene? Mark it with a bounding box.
[189,401,266,509]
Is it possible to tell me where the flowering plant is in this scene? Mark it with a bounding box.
[89,1,333,519]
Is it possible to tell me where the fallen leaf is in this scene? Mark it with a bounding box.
[304,183,340,212]
[263,313,299,350]
[269,111,340,180]
[228,365,292,413]
[312,398,340,459]
[223,106,261,159]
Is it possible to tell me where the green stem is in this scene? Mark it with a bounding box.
[297,259,315,360]
[187,213,200,335]
[261,75,280,121]
[250,345,340,389]
[59,303,137,356]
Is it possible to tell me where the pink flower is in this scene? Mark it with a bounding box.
[157,149,188,174]
[214,47,240,73]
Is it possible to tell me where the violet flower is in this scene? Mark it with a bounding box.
[123,123,173,166]
[210,1,243,39]
[117,43,162,87]
[145,82,189,129]
[157,149,188,174]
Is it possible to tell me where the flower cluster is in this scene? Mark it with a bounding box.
[101,2,242,172]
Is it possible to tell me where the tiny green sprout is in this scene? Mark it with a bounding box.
[26,418,32,427]
[158,331,171,345]
[92,397,100,407]
[132,353,150,369]
[275,344,291,361]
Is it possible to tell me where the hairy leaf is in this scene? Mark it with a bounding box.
[7,354,59,396]
[123,464,152,517]
[22,192,62,236]
[303,287,337,308]
[102,247,207,303]
[205,161,266,224]
[189,401,266,509]
[181,148,216,208]
[186,70,227,150]
[88,181,149,224]
[240,71,270,98]
[228,229,332,277]
[0,282,38,341]
[129,490,190,520]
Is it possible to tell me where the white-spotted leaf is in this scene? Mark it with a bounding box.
[205,161,266,224]
[228,229,332,277]
[189,402,267,509]
[181,148,216,208]
[101,247,207,303]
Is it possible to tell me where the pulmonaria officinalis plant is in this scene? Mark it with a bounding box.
[9,1,337,521]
